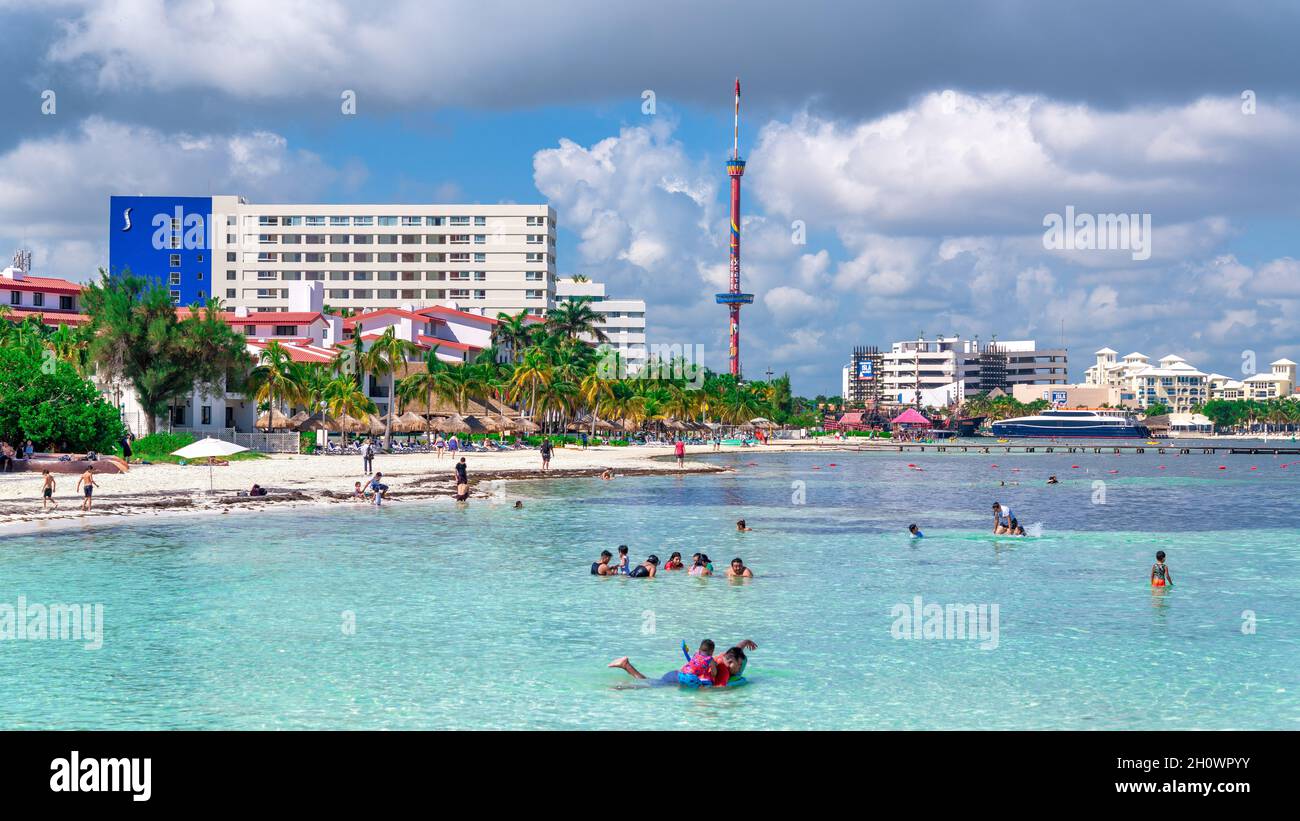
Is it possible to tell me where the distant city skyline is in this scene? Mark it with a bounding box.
[3,1,1300,394]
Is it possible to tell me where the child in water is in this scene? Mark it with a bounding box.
[1150,550,1173,587]
[908,523,923,538]
[615,545,631,575]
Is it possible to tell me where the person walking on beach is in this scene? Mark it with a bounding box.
[363,440,375,474]
[454,457,469,500]
[41,470,57,511]
[581,431,588,450]
[539,437,553,471]
[674,438,686,468]
[77,467,96,512]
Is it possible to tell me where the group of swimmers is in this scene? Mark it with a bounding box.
[591,546,753,579]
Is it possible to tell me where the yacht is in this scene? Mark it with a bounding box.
[990,409,1149,439]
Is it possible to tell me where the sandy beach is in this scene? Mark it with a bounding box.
[0,442,833,531]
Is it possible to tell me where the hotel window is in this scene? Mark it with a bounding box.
[330,216,350,226]
[526,252,544,262]
[170,289,181,304]
[226,289,236,299]
[256,289,275,299]
[473,235,485,244]
[170,272,182,285]
[257,271,277,280]
[60,295,75,310]
[9,291,20,305]
[427,253,445,263]
[526,290,543,300]
[400,234,421,244]
[328,289,350,299]
[401,290,419,300]
[424,289,445,299]
[306,216,326,227]
[330,235,350,244]
[473,290,486,299]
[399,253,420,263]
[377,289,397,299]
[401,216,422,226]
[329,271,349,281]
[377,253,397,263]
[426,271,444,281]
[274,325,296,336]
[353,216,373,226]
[449,216,469,226]
[353,253,372,262]
[171,406,185,425]
[426,235,446,245]
[472,271,485,281]
[285,217,304,226]
[449,235,469,245]
[304,272,324,281]
[227,252,237,262]
[525,271,543,281]
[450,253,470,263]
[258,216,278,226]
[305,235,325,245]
[526,216,545,226]
[201,406,212,425]
[377,235,397,245]
[473,253,485,262]
[425,216,444,226]
[196,272,203,281]
[474,216,486,226]
[170,235,181,249]
[281,271,302,281]
[449,289,469,300]
[526,234,543,244]
[33,292,44,307]
[258,252,277,262]
[226,270,236,280]
[401,271,420,281]
[170,254,181,267]
[330,253,349,263]
[377,271,397,281]
[353,271,372,281]
[378,216,398,226]
[259,234,276,244]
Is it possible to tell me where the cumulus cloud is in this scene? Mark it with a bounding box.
[0,116,343,278]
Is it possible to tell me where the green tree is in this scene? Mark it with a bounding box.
[0,344,125,452]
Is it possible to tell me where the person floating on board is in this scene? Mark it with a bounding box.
[607,639,758,688]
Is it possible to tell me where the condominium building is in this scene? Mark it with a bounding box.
[870,335,1067,405]
[108,195,557,317]
[1,253,86,326]
[555,277,648,371]
[1084,349,1208,411]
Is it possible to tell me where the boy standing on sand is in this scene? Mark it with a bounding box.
[41,470,57,510]
[77,467,96,512]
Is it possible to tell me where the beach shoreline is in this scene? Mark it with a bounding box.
[0,442,827,533]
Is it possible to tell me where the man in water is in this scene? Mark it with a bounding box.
[725,557,753,578]
[454,457,469,500]
[607,639,758,687]
[736,519,753,532]
[1047,475,1059,485]
[77,467,96,512]
[992,502,1017,535]
[908,523,924,538]
[1150,550,1173,587]
[591,550,617,576]
[628,554,659,578]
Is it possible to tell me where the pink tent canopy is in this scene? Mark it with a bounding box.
[890,408,931,426]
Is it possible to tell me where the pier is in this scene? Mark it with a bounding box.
[851,442,1300,456]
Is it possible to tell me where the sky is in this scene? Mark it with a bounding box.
[2,0,1299,395]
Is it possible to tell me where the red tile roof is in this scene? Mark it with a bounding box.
[246,339,337,364]
[3,307,90,326]
[175,308,324,325]
[0,274,84,296]
[417,304,500,325]
[417,335,482,352]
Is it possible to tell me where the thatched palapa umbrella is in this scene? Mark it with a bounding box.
[255,408,293,431]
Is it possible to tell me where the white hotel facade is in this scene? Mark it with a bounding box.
[206,196,557,318]
[555,278,648,372]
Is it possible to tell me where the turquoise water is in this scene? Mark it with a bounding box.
[1,451,1296,729]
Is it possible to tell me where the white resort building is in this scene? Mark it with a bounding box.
[555,277,648,373]
[1085,348,1297,411]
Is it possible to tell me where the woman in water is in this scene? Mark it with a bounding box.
[628,555,659,578]
[1150,550,1173,587]
[688,553,713,576]
[663,552,684,570]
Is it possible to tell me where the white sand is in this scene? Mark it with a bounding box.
[0,441,841,530]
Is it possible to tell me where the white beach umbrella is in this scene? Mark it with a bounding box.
[171,437,249,492]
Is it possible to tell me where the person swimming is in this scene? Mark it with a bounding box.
[591,550,617,576]
[663,552,684,570]
[736,519,753,532]
[725,557,753,578]
[1151,550,1172,587]
[1047,475,1059,485]
[908,523,924,538]
[628,555,659,578]
[607,638,758,688]
[688,553,713,576]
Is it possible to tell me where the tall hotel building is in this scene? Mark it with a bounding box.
[109,195,557,317]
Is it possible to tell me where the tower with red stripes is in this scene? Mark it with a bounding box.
[716,77,753,378]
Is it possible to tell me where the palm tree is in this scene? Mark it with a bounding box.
[397,347,454,444]
[360,326,421,448]
[509,348,554,422]
[579,369,615,436]
[492,309,534,363]
[546,297,609,343]
[246,341,303,430]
